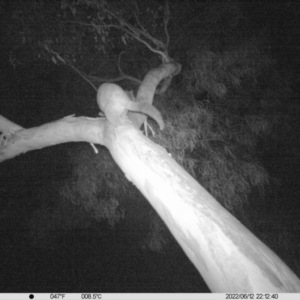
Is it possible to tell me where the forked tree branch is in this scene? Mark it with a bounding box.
[103,2,171,63]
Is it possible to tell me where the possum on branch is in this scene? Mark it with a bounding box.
[97,83,164,130]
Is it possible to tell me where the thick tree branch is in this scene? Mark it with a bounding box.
[0,116,106,162]
[104,122,300,293]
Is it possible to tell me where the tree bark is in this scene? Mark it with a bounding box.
[104,121,300,293]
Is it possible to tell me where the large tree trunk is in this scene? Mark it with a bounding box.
[104,122,300,293]
[1,61,299,292]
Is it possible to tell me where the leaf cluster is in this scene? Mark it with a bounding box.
[153,36,284,211]
[59,145,130,227]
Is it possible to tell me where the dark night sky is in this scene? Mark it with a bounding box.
[0,0,300,293]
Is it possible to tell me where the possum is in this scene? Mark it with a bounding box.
[97,83,164,130]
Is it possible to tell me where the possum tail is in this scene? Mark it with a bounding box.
[129,102,165,130]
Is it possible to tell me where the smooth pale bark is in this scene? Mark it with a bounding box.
[0,115,106,162]
[104,121,300,293]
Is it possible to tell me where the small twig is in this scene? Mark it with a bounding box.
[104,7,168,61]
[88,74,142,85]
[164,1,170,48]
[117,51,126,75]
[68,64,97,91]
